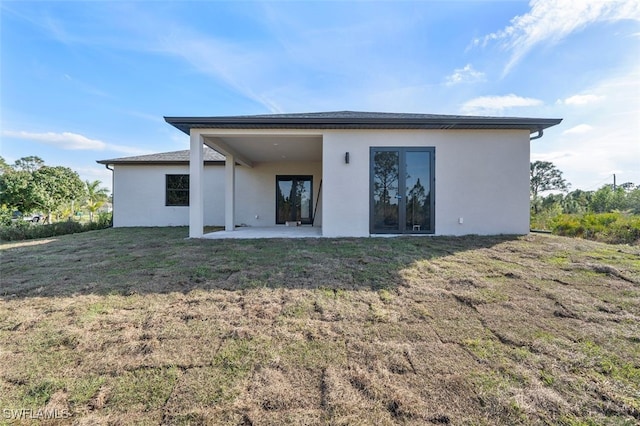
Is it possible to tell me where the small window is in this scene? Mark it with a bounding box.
[166,174,189,206]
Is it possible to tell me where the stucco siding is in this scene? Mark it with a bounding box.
[321,132,371,237]
[113,129,529,236]
[112,162,322,228]
[434,130,530,235]
[321,129,530,237]
[112,164,225,227]
[235,161,322,227]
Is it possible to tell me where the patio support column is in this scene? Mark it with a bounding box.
[189,132,204,238]
[225,153,236,231]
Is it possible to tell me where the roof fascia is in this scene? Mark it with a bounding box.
[95,160,224,166]
[165,116,562,135]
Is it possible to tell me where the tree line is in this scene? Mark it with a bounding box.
[530,161,640,244]
[530,161,640,216]
[0,156,110,225]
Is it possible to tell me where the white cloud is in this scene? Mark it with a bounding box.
[476,0,640,75]
[444,64,485,86]
[2,130,106,150]
[557,94,604,105]
[461,94,543,115]
[1,130,149,156]
[532,68,640,189]
[562,124,594,134]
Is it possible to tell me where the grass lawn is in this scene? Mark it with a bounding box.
[1,228,639,425]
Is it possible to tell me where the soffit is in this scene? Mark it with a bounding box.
[204,135,322,163]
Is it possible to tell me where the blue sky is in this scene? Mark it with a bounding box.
[1,0,638,193]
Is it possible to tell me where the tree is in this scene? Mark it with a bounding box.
[626,187,640,214]
[590,185,626,213]
[530,161,570,199]
[0,158,88,224]
[0,169,35,212]
[0,156,11,174]
[562,189,591,214]
[619,182,637,191]
[31,167,86,223]
[13,156,45,172]
[530,161,570,214]
[84,180,109,222]
[0,156,48,212]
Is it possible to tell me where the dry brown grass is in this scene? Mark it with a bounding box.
[1,228,639,425]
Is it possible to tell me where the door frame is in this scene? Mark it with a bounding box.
[275,175,313,225]
[369,147,435,234]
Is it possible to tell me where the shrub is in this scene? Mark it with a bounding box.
[550,215,584,237]
[551,212,640,245]
[97,212,113,228]
[530,203,563,231]
[0,205,13,226]
[0,213,112,241]
[599,215,640,245]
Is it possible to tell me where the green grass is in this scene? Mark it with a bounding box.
[1,228,639,424]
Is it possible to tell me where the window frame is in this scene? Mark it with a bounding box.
[369,147,435,234]
[165,174,190,207]
[275,175,314,225]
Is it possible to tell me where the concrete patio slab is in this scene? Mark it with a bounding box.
[203,226,322,239]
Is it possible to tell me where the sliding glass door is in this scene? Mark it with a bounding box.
[276,176,313,224]
[371,150,401,231]
[370,148,434,234]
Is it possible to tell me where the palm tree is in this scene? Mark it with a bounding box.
[84,180,109,222]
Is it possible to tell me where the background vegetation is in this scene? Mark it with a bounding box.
[0,212,113,241]
[0,156,111,240]
[2,156,638,244]
[530,161,639,245]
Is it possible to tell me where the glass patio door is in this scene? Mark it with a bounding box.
[370,148,435,234]
[371,150,401,231]
[276,176,313,224]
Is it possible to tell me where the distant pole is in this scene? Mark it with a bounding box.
[613,174,616,190]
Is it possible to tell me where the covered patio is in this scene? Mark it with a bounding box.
[181,127,323,238]
[203,225,322,239]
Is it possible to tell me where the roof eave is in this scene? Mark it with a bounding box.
[96,160,225,166]
[164,116,562,135]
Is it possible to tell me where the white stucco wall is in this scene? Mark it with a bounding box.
[114,129,529,236]
[235,161,322,227]
[112,162,322,228]
[112,164,224,227]
[321,129,530,237]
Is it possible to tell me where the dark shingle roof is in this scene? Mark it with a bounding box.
[97,146,224,165]
[165,110,562,134]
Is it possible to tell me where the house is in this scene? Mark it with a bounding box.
[98,111,561,238]
[97,147,226,227]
